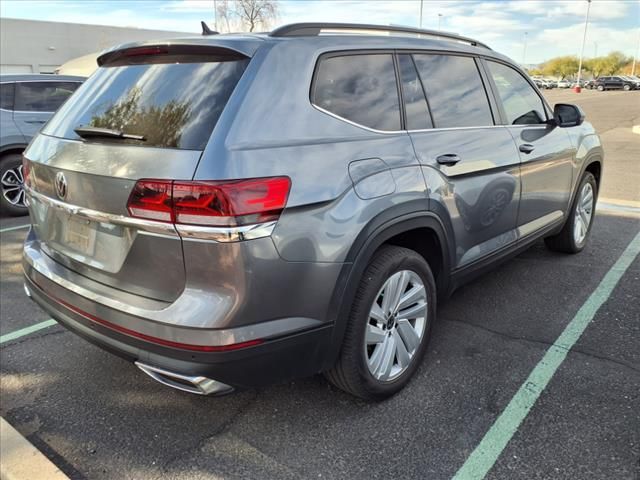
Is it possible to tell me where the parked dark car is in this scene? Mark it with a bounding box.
[595,76,635,91]
[621,75,640,89]
[22,23,603,400]
[1,74,84,215]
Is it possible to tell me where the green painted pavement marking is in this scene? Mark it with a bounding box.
[0,319,57,345]
[453,230,640,480]
[0,224,30,234]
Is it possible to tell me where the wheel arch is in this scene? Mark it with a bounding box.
[322,209,453,370]
[0,144,27,159]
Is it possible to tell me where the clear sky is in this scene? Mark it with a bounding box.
[1,0,639,64]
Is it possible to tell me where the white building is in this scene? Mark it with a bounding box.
[0,18,193,74]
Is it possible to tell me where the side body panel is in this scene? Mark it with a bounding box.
[507,124,576,233]
[413,127,521,269]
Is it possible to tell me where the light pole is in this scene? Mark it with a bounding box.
[633,28,640,76]
[438,13,443,30]
[575,0,592,92]
[522,32,528,67]
[419,0,423,28]
[213,0,218,32]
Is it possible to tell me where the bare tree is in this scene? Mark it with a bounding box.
[236,0,278,32]
[216,0,278,33]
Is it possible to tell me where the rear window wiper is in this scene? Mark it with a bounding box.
[74,126,146,141]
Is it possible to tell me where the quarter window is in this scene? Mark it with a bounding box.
[486,61,547,125]
[397,54,432,130]
[0,82,15,110]
[16,81,81,112]
[312,54,401,131]
[413,54,494,128]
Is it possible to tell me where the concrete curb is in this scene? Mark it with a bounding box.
[0,417,68,480]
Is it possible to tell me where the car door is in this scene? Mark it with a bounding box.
[483,59,575,236]
[13,81,80,139]
[1,81,28,147]
[403,53,521,269]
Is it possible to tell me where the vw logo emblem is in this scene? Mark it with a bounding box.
[55,172,67,200]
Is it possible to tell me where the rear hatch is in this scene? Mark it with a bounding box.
[24,43,251,302]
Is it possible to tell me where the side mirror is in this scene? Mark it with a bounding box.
[553,103,585,128]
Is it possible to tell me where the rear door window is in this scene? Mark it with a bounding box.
[486,61,547,125]
[15,81,80,112]
[413,54,494,128]
[43,55,249,150]
[0,82,15,110]
[312,53,401,131]
[397,54,432,130]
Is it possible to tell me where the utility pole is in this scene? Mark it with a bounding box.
[575,0,592,92]
[522,32,528,67]
[438,13,443,30]
[213,0,218,32]
[419,0,423,28]
[633,28,640,76]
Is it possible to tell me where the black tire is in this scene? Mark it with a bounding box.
[623,84,631,91]
[545,172,597,254]
[0,154,29,217]
[325,246,437,400]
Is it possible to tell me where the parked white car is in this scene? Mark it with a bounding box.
[557,79,571,88]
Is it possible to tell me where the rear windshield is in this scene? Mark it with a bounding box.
[43,57,249,150]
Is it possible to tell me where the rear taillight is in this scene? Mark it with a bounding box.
[127,177,291,227]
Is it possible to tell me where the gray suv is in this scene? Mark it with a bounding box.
[22,24,603,400]
[1,74,84,215]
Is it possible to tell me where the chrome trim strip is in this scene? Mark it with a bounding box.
[135,362,233,395]
[176,221,277,242]
[517,210,564,238]
[27,187,177,236]
[311,103,406,134]
[26,187,277,242]
[311,103,504,134]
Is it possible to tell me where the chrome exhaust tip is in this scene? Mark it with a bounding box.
[135,362,233,396]
[24,283,32,298]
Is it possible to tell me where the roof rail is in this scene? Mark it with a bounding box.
[269,23,491,50]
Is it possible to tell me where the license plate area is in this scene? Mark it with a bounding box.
[64,215,97,255]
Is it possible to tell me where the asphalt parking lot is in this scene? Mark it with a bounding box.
[1,90,639,480]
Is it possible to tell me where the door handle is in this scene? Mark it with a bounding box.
[25,120,46,124]
[519,143,535,154]
[436,153,461,166]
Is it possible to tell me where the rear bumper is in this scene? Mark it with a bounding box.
[24,271,334,388]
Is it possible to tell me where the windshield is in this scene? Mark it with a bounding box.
[43,57,249,150]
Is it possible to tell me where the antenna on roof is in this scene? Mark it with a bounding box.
[201,21,219,36]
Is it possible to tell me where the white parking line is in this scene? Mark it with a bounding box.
[0,224,30,234]
[453,230,640,479]
[0,319,57,345]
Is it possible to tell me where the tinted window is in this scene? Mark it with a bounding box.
[398,54,432,130]
[0,82,15,110]
[15,82,80,112]
[413,54,493,128]
[486,61,546,125]
[312,54,401,131]
[44,59,248,150]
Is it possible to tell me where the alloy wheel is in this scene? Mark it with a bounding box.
[365,270,427,382]
[574,182,594,245]
[1,165,26,207]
